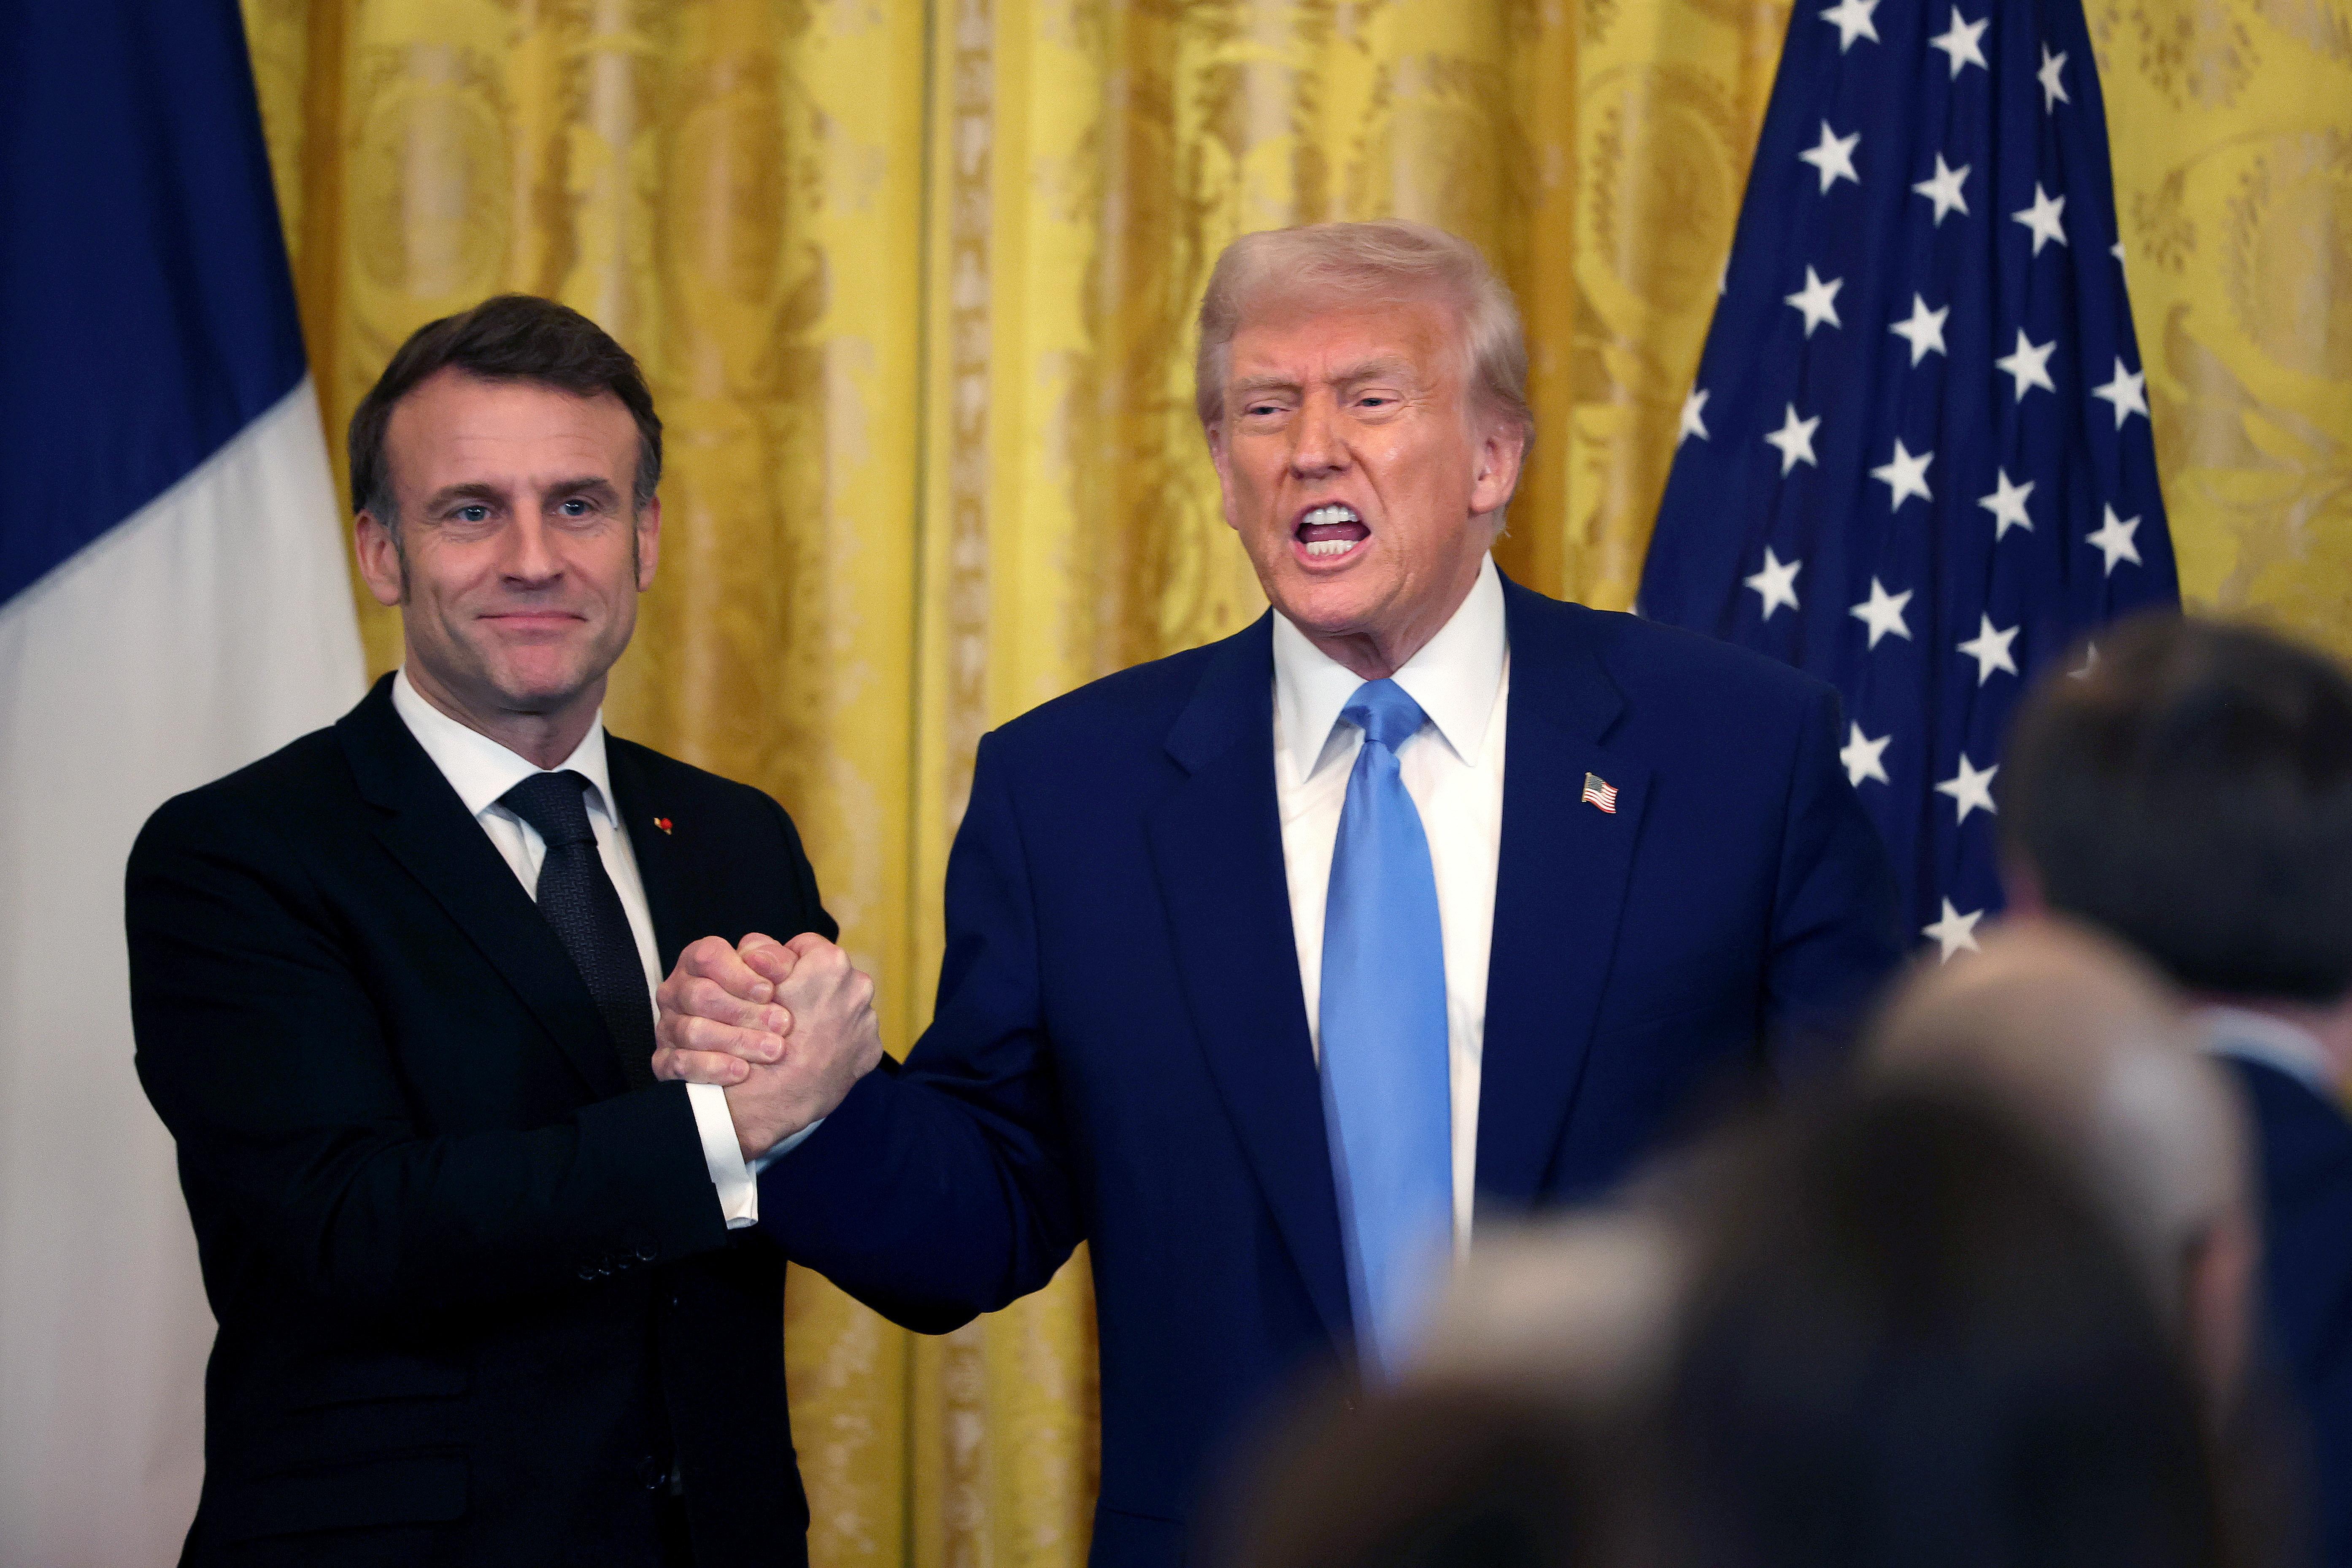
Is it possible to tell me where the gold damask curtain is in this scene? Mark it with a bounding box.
[236,2,2349,1566]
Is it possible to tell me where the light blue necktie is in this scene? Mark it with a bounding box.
[1319,678,1452,1382]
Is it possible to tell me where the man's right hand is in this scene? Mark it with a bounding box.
[655,932,883,1158]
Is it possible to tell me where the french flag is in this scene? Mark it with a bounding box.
[0,5,362,1559]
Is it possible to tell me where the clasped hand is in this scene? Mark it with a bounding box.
[654,932,882,1158]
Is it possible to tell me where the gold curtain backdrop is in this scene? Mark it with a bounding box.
[235,1,2350,1565]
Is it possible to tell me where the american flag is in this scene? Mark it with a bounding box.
[1637,0,2178,961]
[1582,772,1621,813]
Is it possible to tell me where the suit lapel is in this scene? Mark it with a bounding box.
[605,739,691,972]
[1476,581,1651,1206]
[338,677,626,1100]
[1145,618,1353,1344]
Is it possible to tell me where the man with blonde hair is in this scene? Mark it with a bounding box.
[659,219,1901,1568]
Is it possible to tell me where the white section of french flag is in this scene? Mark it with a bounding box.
[0,377,362,1564]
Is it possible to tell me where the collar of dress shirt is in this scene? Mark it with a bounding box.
[1273,552,1507,778]
[390,667,618,820]
[2196,1003,2338,1098]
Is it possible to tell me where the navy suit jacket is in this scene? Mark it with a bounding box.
[2225,1054,2352,1568]
[763,577,1901,1568]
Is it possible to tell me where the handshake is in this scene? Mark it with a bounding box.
[653,932,884,1158]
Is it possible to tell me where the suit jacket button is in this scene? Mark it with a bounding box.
[636,1242,659,1262]
[577,1264,599,1281]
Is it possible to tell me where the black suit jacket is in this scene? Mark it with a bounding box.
[128,674,833,1567]
[2225,1055,2352,1568]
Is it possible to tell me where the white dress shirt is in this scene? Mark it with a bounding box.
[1274,553,1509,1253]
[2198,1004,2338,1099]
[391,669,763,1228]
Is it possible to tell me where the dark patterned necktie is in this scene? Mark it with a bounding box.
[499,770,659,1093]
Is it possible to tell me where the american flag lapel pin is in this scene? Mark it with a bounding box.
[1580,772,1619,814]
[653,816,674,835]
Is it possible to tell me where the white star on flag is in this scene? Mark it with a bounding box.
[1935,752,2000,821]
[1977,468,2035,538]
[2038,45,2071,110]
[1764,403,1822,474]
[1636,0,2182,971]
[1785,266,1845,335]
[1820,0,1881,49]
[1956,613,2021,684]
[2013,183,2068,253]
[1923,898,1986,961]
[1928,8,1990,75]
[2087,506,2143,573]
[1678,386,1711,445]
[1841,722,1893,787]
[1798,121,1862,192]
[1889,294,1950,365]
[1870,437,1934,510]
[1745,548,1803,618]
[1912,154,1971,224]
[2070,641,2101,679]
[2090,357,2147,428]
[1995,329,2058,400]
[1849,577,1915,648]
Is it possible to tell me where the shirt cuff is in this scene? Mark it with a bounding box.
[685,1081,759,1229]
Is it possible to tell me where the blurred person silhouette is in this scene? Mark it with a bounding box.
[1212,1381,1640,1568]
[2002,614,2352,1568]
[1416,925,2237,1417]
[1412,1209,1687,1412]
[1659,1087,2228,1568]
[1862,920,2255,1408]
[1390,927,2260,1568]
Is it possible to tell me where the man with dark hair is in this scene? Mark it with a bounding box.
[2003,611,2352,1568]
[346,293,666,526]
[128,294,879,1565]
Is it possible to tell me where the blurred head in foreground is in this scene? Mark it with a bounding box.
[1218,1383,1628,1568]
[1863,919,2255,1407]
[2000,604,2352,1568]
[2001,612,2352,1082]
[1412,1209,1686,1413]
[1661,1088,2226,1568]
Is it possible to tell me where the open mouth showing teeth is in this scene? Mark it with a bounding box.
[1296,504,1369,559]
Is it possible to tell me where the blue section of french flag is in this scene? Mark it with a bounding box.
[0,5,363,1560]
[0,4,312,603]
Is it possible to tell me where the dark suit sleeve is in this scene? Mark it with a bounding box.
[755,729,1082,1331]
[765,791,838,943]
[127,790,732,1317]
[1763,683,1904,1075]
